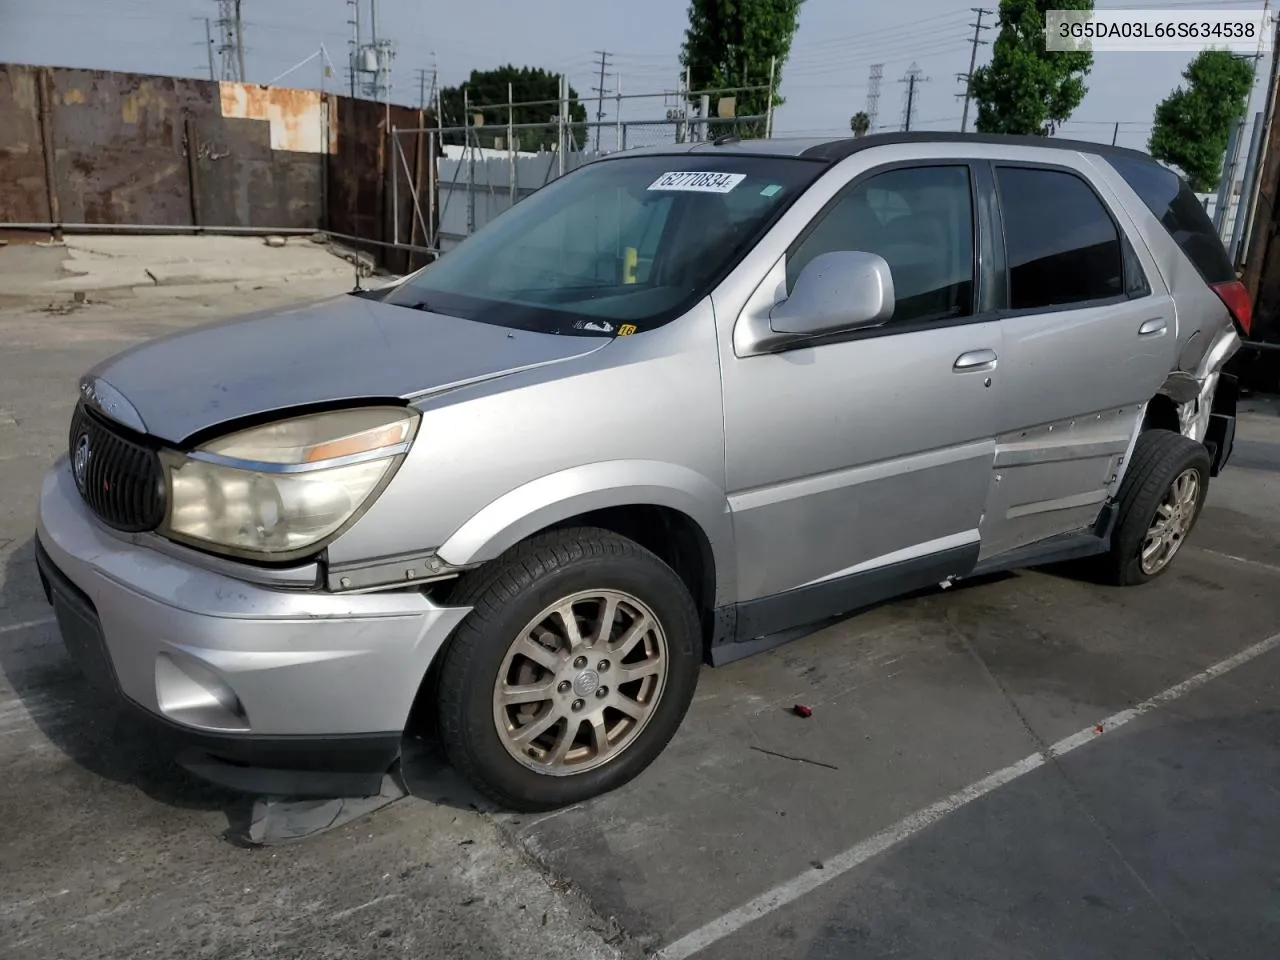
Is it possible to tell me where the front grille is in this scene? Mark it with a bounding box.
[68,403,166,532]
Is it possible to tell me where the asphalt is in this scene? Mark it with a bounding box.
[1,280,1278,960]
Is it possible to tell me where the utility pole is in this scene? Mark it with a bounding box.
[204,18,216,81]
[347,0,360,99]
[592,50,612,152]
[956,7,992,133]
[418,67,429,109]
[234,0,245,82]
[370,0,381,100]
[865,63,883,133]
[900,63,929,132]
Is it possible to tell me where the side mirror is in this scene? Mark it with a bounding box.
[769,250,895,338]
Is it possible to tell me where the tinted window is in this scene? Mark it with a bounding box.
[996,167,1123,309]
[788,165,975,324]
[384,155,823,336]
[1106,153,1235,284]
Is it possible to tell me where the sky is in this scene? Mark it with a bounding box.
[0,0,1273,153]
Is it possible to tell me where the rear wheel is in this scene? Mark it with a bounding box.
[1093,429,1211,586]
[435,527,701,811]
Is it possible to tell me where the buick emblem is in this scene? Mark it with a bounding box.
[73,432,91,493]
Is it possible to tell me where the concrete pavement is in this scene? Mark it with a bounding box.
[0,234,366,302]
[2,281,1279,960]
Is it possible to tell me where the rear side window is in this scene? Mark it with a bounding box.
[1105,154,1235,284]
[995,166,1123,309]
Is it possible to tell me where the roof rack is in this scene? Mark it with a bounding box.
[798,131,1154,164]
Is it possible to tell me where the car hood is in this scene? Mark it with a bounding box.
[85,295,610,444]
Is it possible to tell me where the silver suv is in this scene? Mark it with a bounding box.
[35,133,1250,811]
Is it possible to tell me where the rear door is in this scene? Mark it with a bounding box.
[978,160,1177,561]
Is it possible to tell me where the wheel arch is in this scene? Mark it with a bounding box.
[1144,392,1182,434]
[435,460,736,612]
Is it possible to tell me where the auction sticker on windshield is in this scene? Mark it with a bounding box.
[648,171,746,193]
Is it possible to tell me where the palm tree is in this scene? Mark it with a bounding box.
[850,111,870,137]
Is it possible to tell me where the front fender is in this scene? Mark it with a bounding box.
[435,460,736,605]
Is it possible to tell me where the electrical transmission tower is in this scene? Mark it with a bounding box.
[956,7,993,132]
[214,0,245,82]
[900,62,930,132]
[864,63,884,133]
[593,51,613,152]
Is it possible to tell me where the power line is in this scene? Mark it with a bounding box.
[957,7,993,133]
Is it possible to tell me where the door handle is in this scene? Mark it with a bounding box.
[1138,318,1168,336]
[953,348,998,371]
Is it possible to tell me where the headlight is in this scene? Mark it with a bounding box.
[162,406,418,559]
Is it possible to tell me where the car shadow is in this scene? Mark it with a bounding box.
[1,534,268,842]
[1,532,491,840]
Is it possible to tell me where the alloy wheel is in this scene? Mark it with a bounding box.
[1139,467,1200,576]
[491,589,668,776]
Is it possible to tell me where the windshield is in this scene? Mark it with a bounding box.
[384,153,825,336]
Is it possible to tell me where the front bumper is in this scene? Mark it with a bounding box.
[35,458,472,796]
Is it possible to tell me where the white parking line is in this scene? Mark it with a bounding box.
[0,617,54,636]
[1192,546,1280,577]
[654,629,1280,960]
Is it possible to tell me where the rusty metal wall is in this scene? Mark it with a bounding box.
[47,68,209,224]
[327,96,431,273]
[0,63,436,264]
[0,66,53,222]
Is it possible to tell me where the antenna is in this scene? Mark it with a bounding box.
[865,63,884,132]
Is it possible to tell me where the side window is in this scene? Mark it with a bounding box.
[787,165,975,324]
[1106,153,1235,284]
[996,167,1124,310]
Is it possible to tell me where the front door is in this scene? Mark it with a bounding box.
[720,161,1002,636]
[979,161,1179,561]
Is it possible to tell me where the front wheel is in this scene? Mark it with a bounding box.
[1093,429,1211,586]
[435,527,701,811]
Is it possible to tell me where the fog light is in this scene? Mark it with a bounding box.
[155,653,249,732]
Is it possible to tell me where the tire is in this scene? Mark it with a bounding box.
[1092,429,1211,587]
[435,526,701,812]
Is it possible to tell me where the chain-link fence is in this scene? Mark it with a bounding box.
[388,85,773,257]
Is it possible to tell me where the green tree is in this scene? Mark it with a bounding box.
[437,65,588,151]
[1148,49,1254,192]
[680,0,803,137]
[850,111,870,137]
[970,0,1093,136]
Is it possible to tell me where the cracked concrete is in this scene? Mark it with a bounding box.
[0,234,358,301]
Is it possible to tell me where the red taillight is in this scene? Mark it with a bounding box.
[1211,280,1253,337]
